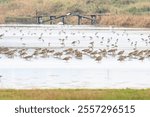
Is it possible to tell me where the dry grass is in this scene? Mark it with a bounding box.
[0,0,150,27]
[0,89,150,100]
[100,15,150,28]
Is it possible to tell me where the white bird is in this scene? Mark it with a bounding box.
[66,13,71,16]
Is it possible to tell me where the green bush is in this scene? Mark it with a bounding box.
[111,0,135,5]
[140,7,150,13]
[95,6,110,13]
[127,6,150,14]
[68,4,84,14]
[0,0,10,3]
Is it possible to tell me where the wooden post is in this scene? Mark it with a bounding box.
[50,16,56,24]
[37,16,43,24]
[78,16,82,25]
[91,15,96,25]
[61,16,65,24]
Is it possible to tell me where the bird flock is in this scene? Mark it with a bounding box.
[0,26,150,62]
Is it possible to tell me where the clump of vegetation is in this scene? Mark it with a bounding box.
[111,0,135,6]
[0,0,10,3]
[127,6,150,15]
[95,6,110,13]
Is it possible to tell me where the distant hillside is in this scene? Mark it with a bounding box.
[0,0,150,27]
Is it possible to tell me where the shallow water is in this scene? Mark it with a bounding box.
[0,25,150,89]
[0,25,150,49]
[0,68,150,89]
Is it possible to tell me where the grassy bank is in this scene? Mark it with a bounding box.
[0,0,150,27]
[0,89,150,100]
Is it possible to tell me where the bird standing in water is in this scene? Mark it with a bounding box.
[63,56,72,62]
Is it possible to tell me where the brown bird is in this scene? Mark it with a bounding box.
[139,57,144,61]
[48,49,55,53]
[53,52,63,57]
[63,56,72,62]
[89,41,94,45]
[64,48,73,52]
[71,41,76,46]
[95,56,102,62]
[117,50,124,55]
[82,49,90,53]
[108,49,117,53]
[60,42,65,47]
[0,34,4,38]
[23,55,33,60]
[118,56,126,61]
[75,51,83,59]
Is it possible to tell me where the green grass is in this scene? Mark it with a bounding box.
[127,6,150,15]
[0,89,150,100]
[0,0,10,3]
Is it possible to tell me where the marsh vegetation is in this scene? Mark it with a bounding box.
[0,0,150,27]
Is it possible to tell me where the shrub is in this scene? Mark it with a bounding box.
[0,0,10,3]
[127,6,150,14]
[95,6,110,13]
